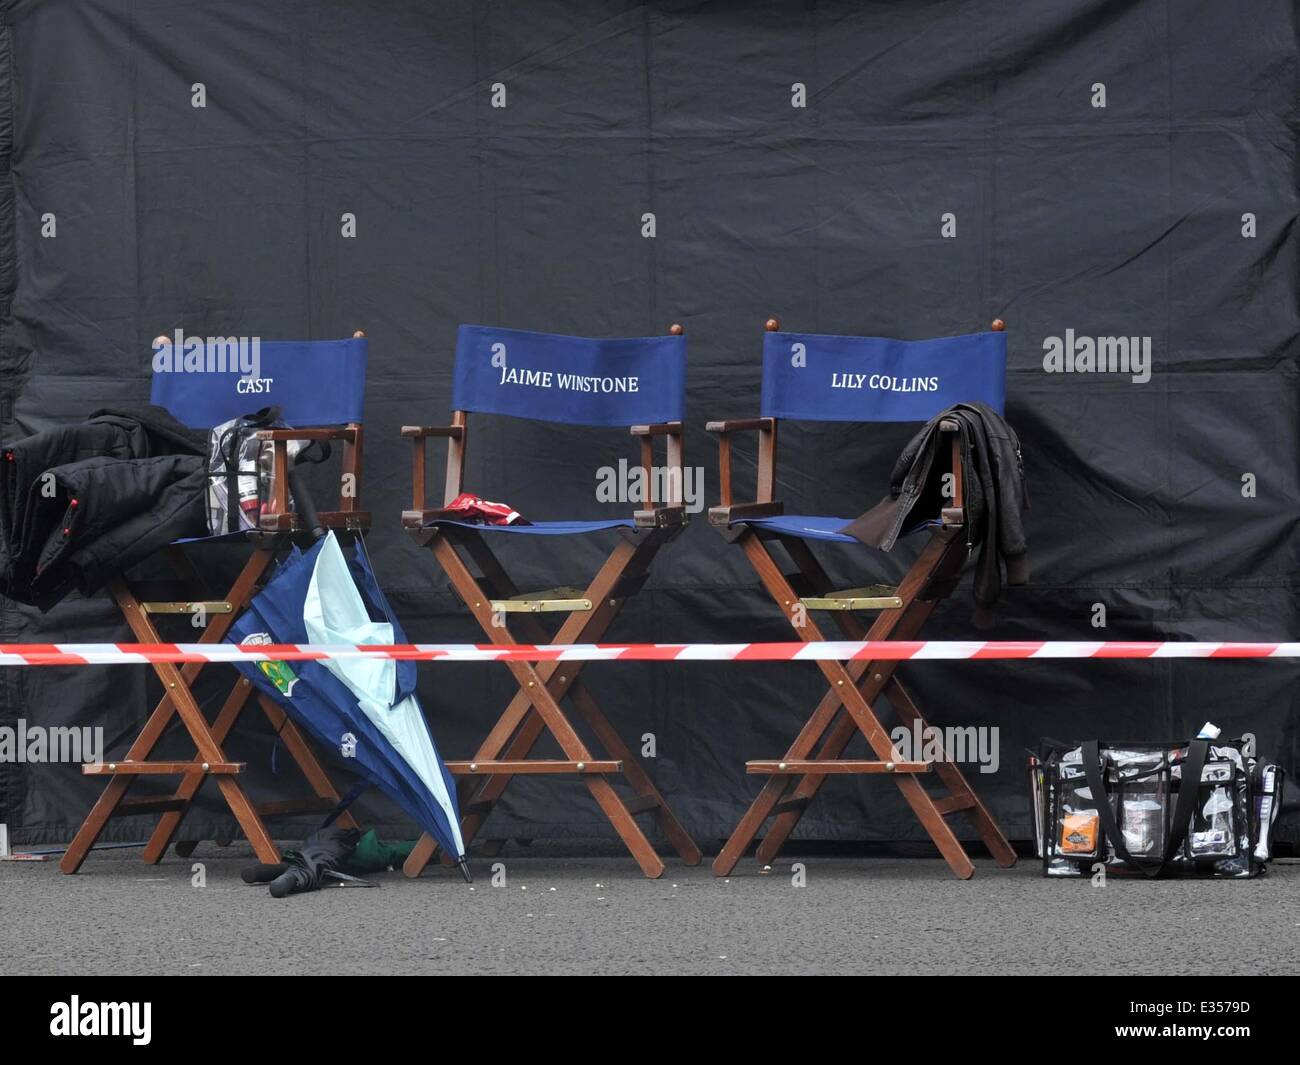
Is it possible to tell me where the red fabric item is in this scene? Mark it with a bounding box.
[443,492,527,525]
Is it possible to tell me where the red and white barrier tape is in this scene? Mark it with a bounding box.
[2,641,1300,667]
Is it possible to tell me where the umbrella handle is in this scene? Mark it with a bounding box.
[287,460,326,541]
[268,869,301,898]
[241,861,290,884]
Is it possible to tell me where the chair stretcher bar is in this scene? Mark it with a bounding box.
[746,760,930,775]
[83,760,243,775]
[446,759,622,775]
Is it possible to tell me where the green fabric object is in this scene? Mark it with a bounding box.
[343,829,418,874]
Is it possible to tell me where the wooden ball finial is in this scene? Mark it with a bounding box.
[765,317,781,332]
[991,318,1006,332]
[668,323,684,336]
[352,329,367,338]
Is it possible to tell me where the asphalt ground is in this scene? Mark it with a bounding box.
[3,841,1297,975]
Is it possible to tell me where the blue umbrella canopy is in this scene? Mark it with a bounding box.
[227,532,465,867]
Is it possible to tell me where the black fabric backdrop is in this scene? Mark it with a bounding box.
[2,0,1298,849]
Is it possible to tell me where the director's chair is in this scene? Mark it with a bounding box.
[708,317,1018,880]
[401,323,702,879]
[60,333,369,873]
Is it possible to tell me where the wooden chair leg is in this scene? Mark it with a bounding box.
[734,532,935,866]
[714,776,795,876]
[755,642,930,864]
[402,832,440,877]
[886,678,1016,867]
[61,551,276,873]
[148,657,281,864]
[403,532,669,879]
[757,537,1011,869]
[456,536,701,865]
[143,684,359,863]
[141,675,257,863]
[584,776,665,878]
[456,674,702,868]
[72,576,281,869]
[754,669,884,864]
[493,654,664,878]
[718,530,977,880]
[61,637,238,873]
[213,777,280,863]
[819,657,973,879]
[478,838,508,858]
[135,657,280,865]
[454,709,546,853]
[59,776,137,875]
[404,529,686,874]
[567,682,702,866]
[447,534,645,847]
[712,671,849,876]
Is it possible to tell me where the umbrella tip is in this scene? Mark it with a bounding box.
[457,858,473,884]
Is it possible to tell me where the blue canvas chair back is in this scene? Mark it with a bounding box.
[452,324,686,427]
[150,335,368,429]
[760,328,1005,423]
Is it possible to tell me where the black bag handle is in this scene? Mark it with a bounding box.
[211,406,284,534]
[1082,738,1209,877]
[221,422,241,534]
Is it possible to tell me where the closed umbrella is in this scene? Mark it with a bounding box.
[227,531,467,877]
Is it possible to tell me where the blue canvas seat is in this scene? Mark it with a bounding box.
[708,316,1018,884]
[61,332,370,877]
[400,322,701,880]
[733,514,943,543]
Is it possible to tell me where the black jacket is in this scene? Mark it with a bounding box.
[842,402,1028,623]
[1,406,208,610]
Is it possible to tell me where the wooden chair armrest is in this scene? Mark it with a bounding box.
[706,417,775,435]
[708,415,778,509]
[630,423,686,525]
[255,426,357,442]
[939,419,963,516]
[405,417,467,520]
[401,424,466,439]
[708,500,785,527]
[629,421,682,438]
[267,438,290,518]
[401,506,461,529]
[256,423,365,530]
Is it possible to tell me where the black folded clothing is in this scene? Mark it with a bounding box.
[0,405,208,610]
